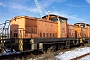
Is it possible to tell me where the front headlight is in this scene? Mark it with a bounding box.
[1,41,2,43]
[4,40,5,43]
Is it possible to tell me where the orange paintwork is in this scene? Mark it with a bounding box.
[85,25,90,38]
[10,15,68,38]
[60,22,67,38]
[68,24,75,38]
[82,28,86,38]
[74,26,82,38]
[42,15,68,38]
[74,23,90,38]
[89,28,90,37]
[10,15,90,39]
[10,16,58,38]
[10,16,26,38]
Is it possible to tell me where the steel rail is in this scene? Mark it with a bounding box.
[71,52,90,60]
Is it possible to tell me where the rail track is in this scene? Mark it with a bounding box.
[71,52,90,60]
[0,43,89,60]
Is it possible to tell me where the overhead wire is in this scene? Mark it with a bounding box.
[40,0,50,20]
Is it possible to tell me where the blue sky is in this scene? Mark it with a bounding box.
[0,0,90,24]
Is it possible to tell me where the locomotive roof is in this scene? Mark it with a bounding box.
[10,15,58,23]
[42,14,68,20]
[74,23,85,24]
[86,24,90,26]
[74,23,90,26]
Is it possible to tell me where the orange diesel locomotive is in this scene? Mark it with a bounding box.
[1,14,90,52]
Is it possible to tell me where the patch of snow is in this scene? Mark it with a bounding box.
[55,47,90,60]
[0,49,21,56]
[27,58,36,60]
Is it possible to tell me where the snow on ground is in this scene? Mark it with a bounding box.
[0,49,21,56]
[55,47,90,60]
[1,47,90,60]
